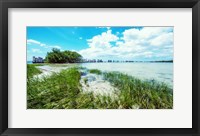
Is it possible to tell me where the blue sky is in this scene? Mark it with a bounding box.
[27,26,173,61]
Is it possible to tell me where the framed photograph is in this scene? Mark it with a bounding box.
[0,0,199,135]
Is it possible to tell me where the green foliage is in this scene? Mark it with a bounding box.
[103,72,173,109]
[63,50,82,63]
[31,63,46,66]
[27,68,82,109]
[27,66,173,109]
[89,69,102,75]
[45,48,82,63]
[27,64,42,78]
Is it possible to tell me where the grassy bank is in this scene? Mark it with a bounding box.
[27,65,173,109]
[103,71,173,109]
[30,63,70,67]
[28,66,115,109]
[27,67,82,109]
[27,64,42,78]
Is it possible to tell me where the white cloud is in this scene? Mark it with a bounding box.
[40,43,46,47]
[98,27,110,29]
[87,30,119,49]
[27,39,61,49]
[32,49,42,53]
[106,27,110,30]
[27,39,41,45]
[150,32,173,46]
[78,27,173,61]
[122,27,172,41]
[27,39,47,47]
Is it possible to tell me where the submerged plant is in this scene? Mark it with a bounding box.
[89,69,102,75]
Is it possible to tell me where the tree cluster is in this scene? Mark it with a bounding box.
[45,48,82,63]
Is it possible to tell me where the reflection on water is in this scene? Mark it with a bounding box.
[80,62,173,87]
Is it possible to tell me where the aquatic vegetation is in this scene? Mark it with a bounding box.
[83,78,88,84]
[31,63,46,66]
[27,66,173,109]
[103,72,173,109]
[27,67,82,109]
[47,64,70,67]
[89,69,102,75]
[27,64,42,78]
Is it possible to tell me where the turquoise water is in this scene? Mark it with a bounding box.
[27,61,173,87]
[27,61,32,64]
[81,62,173,87]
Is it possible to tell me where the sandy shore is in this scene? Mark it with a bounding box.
[33,65,69,79]
[80,73,117,96]
[34,65,117,96]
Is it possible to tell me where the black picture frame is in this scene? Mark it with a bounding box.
[0,0,199,136]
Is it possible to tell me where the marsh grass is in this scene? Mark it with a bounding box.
[47,64,71,67]
[103,72,173,109]
[27,64,42,78]
[27,66,173,109]
[27,67,82,109]
[89,69,102,75]
[32,63,72,67]
[31,63,46,66]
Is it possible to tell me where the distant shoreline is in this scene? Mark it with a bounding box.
[27,60,173,64]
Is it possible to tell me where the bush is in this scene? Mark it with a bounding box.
[45,48,82,63]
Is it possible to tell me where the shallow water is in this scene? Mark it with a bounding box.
[34,65,69,79]
[80,62,173,87]
[33,62,173,88]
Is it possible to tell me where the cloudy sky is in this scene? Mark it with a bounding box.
[27,26,173,61]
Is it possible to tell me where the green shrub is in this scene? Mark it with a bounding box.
[46,48,82,63]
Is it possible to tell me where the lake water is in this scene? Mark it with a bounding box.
[29,61,173,88]
[27,61,32,64]
[81,63,173,87]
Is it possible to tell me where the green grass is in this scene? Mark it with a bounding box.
[34,63,70,67]
[28,67,82,109]
[27,64,42,78]
[27,66,173,109]
[89,69,102,75]
[27,67,112,109]
[47,64,71,67]
[103,72,173,109]
[30,63,49,66]
[31,63,72,67]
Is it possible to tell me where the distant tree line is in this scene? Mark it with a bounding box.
[44,48,173,64]
[82,59,173,63]
[45,48,82,63]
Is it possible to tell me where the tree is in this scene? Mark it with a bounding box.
[63,51,82,63]
[45,48,82,63]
